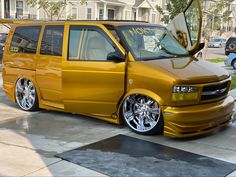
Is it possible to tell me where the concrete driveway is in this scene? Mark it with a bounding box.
[0,72,236,177]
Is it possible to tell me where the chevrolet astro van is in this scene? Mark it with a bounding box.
[1,0,235,137]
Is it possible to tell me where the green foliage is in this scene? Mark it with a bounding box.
[156,0,232,38]
[156,0,190,24]
[26,0,87,20]
[203,0,231,35]
[231,76,236,90]
[207,58,225,63]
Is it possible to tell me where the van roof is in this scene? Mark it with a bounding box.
[0,19,162,27]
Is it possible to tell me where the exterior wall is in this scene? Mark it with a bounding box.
[0,0,3,18]
[0,0,161,23]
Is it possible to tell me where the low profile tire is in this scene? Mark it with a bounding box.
[232,59,236,70]
[122,94,164,135]
[15,78,39,111]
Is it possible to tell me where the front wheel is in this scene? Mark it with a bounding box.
[15,78,39,111]
[232,59,236,70]
[122,94,164,135]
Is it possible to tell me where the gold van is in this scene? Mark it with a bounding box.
[1,0,234,137]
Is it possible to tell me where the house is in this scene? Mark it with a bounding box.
[0,0,161,23]
[202,0,236,39]
[68,0,160,23]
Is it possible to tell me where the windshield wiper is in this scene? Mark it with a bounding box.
[142,54,191,61]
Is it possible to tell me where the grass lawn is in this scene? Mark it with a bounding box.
[231,76,236,90]
[207,58,225,63]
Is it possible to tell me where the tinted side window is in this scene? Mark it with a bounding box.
[40,26,64,56]
[10,26,41,54]
[68,26,82,60]
[227,38,236,45]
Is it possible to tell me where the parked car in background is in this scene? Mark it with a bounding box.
[0,33,8,63]
[208,38,226,48]
[225,37,236,55]
[225,53,236,69]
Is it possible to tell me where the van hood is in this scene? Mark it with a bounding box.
[142,57,230,84]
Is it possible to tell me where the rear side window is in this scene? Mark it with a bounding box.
[40,25,64,56]
[10,26,41,54]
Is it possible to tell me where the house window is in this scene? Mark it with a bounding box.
[87,8,92,20]
[72,7,77,19]
[16,0,23,16]
[163,0,169,10]
[125,10,131,20]
[108,9,115,20]
[151,14,156,23]
[99,9,104,20]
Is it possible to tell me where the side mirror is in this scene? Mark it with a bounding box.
[107,52,125,62]
[198,43,205,51]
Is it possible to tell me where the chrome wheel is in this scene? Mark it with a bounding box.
[122,94,162,133]
[15,78,37,111]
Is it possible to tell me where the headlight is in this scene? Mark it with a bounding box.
[173,86,198,93]
[172,86,198,102]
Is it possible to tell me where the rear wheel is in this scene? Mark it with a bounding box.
[122,94,164,135]
[15,78,39,111]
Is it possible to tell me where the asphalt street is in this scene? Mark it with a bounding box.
[203,47,226,60]
[0,68,236,176]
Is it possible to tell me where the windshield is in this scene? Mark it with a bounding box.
[117,26,189,61]
[212,39,221,42]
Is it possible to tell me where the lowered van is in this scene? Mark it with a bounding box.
[1,0,234,137]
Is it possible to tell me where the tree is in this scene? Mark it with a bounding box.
[26,0,87,20]
[156,0,232,38]
[203,0,231,37]
[156,0,190,24]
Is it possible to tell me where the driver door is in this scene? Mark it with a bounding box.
[62,24,125,119]
[167,0,202,54]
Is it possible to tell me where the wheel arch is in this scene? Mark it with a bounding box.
[117,88,165,123]
[14,75,43,107]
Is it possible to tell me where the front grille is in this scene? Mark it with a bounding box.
[201,81,229,101]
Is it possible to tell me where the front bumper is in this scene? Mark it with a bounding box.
[163,96,234,138]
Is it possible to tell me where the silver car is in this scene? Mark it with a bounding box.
[208,38,226,48]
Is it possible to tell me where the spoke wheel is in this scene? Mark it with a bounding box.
[122,94,163,135]
[15,78,39,111]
